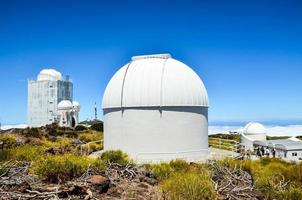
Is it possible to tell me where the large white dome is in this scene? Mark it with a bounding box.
[102,54,209,162]
[58,100,73,110]
[37,69,62,81]
[102,54,209,109]
[243,122,266,135]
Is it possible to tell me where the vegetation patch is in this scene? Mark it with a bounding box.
[0,134,18,148]
[90,122,103,132]
[221,158,302,199]
[161,171,216,200]
[101,150,131,166]
[31,154,105,183]
[74,125,88,131]
[79,132,102,143]
[0,145,44,162]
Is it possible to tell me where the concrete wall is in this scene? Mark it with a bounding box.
[28,80,73,127]
[103,106,208,163]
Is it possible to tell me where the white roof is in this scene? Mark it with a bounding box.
[58,100,73,110]
[102,54,209,109]
[253,139,302,150]
[243,122,266,135]
[72,101,80,107]
[37,69,62,81]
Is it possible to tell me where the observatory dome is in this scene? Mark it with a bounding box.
[243,122,266,135]
[103,54,209,108]
[240,122,267,151]
[37,69,62,81]
[58,100,73,110]
[102,54,209,163]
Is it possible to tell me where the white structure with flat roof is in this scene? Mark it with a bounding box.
[254,138,302,161]
[102,54,209,163]
[28,69,80,128]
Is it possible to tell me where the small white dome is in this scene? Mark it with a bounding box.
[243,122,266,135]
[37,69,62,81]
[58,100,73,110]
[102,54,209,109]
[72,101,80,111]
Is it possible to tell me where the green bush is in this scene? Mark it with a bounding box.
[150,163,175,181]
[74,125,88,131]
[89,142,102,152]
[90,122,103,132]
[161,172,216,200]
[101,150,130,166]
[219,158,254,175]
[79,133,102,143]
[1,145,44,162]
[31,154,105,183]
[277,187,302,200]
[169,160,190,172]
[27,127,40,137]
[0,134,17,148]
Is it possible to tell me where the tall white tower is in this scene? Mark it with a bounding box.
[28,69,73,127]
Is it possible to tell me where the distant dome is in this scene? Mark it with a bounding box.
[102,54,209,109]
[72,101,80,111]
[58,100,73,110]
[243,122,266,135]
[37,69,62,81]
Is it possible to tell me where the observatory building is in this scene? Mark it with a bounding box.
[28,69,80,127]
[102,54,209,162]
[240,122,267,150]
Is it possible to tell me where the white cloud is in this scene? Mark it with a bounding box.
[1,124,28,130]
[209,126,241,135]
[210,125,302,137]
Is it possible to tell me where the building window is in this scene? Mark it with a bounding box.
[292,152,297,156]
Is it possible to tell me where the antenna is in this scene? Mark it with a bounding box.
[94,102,97,120]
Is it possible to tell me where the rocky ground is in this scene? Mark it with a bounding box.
[0,162,160,200]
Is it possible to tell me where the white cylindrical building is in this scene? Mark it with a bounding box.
[58,100,73,127]
[102,54,209,163]
[241,122,267,150]
[72,101,80,127]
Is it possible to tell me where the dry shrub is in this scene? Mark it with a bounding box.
[161,172,216,200]
[221,158,302,199]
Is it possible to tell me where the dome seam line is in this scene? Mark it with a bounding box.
[120,61,133,108]
[160,58,169,108]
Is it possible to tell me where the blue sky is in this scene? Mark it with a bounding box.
[0,0,301,125]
